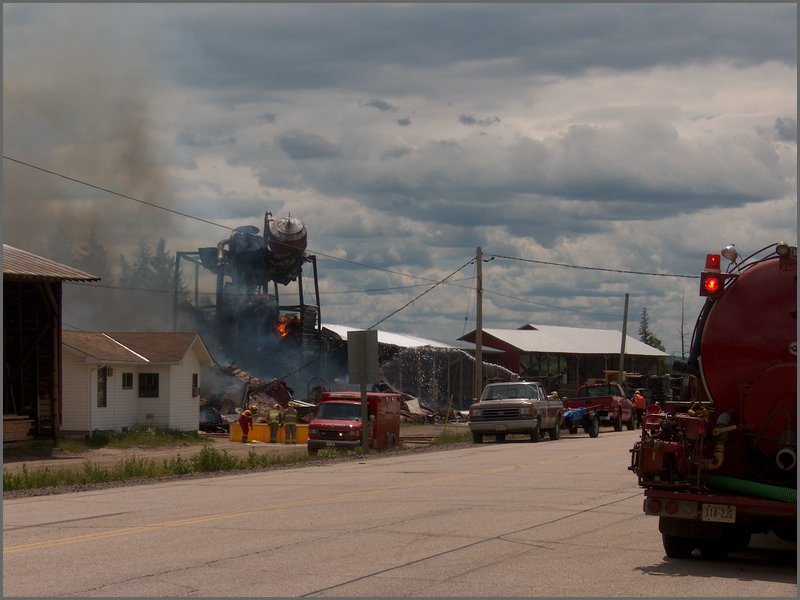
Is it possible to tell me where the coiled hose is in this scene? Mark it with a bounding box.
[708,475,797,504]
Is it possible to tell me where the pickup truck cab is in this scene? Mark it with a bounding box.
[468,381,563,443]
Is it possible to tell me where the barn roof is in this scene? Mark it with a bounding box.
[321,324,455,349]
[461,323,668,357]
[63,331,214,365]
[3,244,101,282]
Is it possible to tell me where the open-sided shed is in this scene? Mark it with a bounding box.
[3,244,100,442]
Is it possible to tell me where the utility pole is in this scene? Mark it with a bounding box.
[680,291,686,359]
[619,293,629,385]
[475,247,483,400]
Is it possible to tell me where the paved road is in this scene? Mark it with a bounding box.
[3,429,796,597]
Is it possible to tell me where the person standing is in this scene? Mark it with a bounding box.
[268,403,282,443]
[283,401,298,445]
[633,389,647,428]
[238,409,253,443]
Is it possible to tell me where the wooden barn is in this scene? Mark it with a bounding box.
[3,244,100,443]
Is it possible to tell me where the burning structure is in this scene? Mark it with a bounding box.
[175,211,340,395]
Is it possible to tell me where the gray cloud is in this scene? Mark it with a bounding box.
[362,98,398,113]
[277,130,341,160]
[459,114,501,127]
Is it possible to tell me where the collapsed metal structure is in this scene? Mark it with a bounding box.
[174,211,327,384]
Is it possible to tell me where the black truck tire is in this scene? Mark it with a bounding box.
[627,412,637,430]
[587,415,600,438]
[548,422,560,440]
[613,412,623,432]
[530,420,541,443]
[472,432,483,444]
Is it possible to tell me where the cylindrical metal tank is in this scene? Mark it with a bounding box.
[699,254,796,482]
[268,217,307,259]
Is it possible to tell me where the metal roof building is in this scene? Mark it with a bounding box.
[3,244,100,282]
[478,324,667,357]
[459,323,668,395]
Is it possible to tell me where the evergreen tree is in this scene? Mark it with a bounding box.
[73,231,113,282]
[639,307,666,352]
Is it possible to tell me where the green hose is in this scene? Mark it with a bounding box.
[708,475,797,504]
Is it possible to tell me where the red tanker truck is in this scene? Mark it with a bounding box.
[630,242,796,559]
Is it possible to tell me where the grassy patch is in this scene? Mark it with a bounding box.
[430,429,472,446]
[3,446,319,492]
[4,426,469,493]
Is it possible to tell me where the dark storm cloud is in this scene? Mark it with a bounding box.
[159,4,795,96]
[277,130,341,160]
[294,116,790,229]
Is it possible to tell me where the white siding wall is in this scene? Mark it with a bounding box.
[168,349,203,431]
[61,339,210,434]
[134,366,171,429]
[111,369,138,430]
[61,351,91,433]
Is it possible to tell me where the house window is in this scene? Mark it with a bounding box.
[97,367,108,407]
[122,372,133,389]
[138,373,160,398]
[192,373,200,397]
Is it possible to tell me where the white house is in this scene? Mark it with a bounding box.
[61,331,214,436]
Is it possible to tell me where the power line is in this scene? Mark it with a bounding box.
[4,155,232,232]
[3,154,456,288]
[482,288,621,319]
[367,258,475,330]
[489,253,699,279]
[11,155,692,328]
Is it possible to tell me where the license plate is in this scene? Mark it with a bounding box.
[702,503,736,523]
[494,425,507,431]
[326,441,336,447]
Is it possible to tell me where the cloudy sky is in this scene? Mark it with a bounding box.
[3,3,797,357]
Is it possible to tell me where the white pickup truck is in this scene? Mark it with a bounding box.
[468,381,564,443]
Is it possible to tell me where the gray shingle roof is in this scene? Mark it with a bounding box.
[63,331,214,365]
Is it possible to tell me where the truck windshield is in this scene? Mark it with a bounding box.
[584,386,610,398]
[316,402,362,420]
[482,385,532,400]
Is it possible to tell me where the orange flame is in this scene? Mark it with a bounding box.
[275,317,290,337]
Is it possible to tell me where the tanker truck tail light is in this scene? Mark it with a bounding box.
[645,499,661,514]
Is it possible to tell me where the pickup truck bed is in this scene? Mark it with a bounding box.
[563,383,637,433]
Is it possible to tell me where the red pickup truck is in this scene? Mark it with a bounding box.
[563,382,636,435]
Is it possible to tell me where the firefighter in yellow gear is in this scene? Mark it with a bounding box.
[268,403,282,443]
[284,402,299,445]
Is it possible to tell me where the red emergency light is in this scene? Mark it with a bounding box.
[700,271,737,297]
[704,253,721,273]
